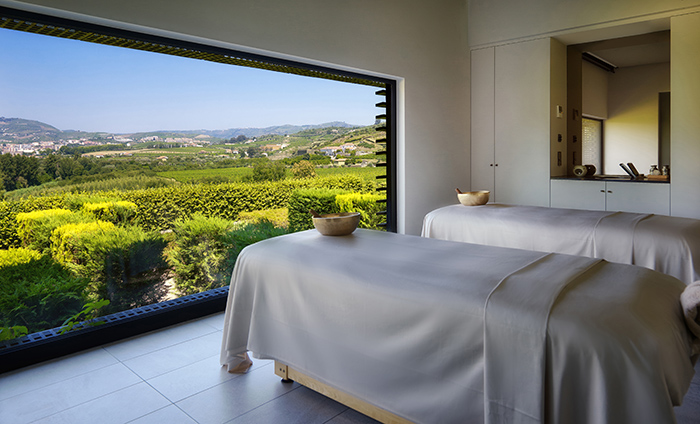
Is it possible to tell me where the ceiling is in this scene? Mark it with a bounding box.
[573,30,670,69]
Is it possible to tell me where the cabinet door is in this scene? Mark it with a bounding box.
[470,47,495,196]
[670,13,700,219]
[605,182,670,215]
[551,180,606,210]
[494,39,551,206]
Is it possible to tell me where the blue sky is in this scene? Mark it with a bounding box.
[0,28,378,134]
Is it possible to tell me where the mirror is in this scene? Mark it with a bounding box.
[572,31,670,175]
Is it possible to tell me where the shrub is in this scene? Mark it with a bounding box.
[165,214,237,296]
[237,208,288,228]
[16,209,92,253]
[0,252,89,333]
[335,193,386,230]
[291,160,316,179]
[52,222,168,311]
[287,188,347,232]
[0,247,42,267]
[0,196,66,249]
[50,220,117,265]
[61,193,121,211]
[81,201,138,225]
[0,325,28,341]
[248,161,286,182]
[226,221,288,262]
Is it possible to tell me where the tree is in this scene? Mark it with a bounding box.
[291,160,316,179]
[346,151,358,165]
[0,154,40,191]
[246,146,262,158]
[56,157,84,180]
[250,160,286,182]
[41,153,60,179]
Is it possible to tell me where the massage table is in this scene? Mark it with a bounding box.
[422,204,700,285]
[220,229,696,424]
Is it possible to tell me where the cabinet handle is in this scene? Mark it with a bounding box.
[607,190,612,193]
[600,190,605,193]
[495,164,499,167]
[490,164,493,167]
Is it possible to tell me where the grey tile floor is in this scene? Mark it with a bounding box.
[0,313,379,424]
[1,312,698,424]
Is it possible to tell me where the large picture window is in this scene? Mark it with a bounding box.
[0,5,396,372]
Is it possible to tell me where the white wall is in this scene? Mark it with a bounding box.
[2,0,470,235]
[604,63,669,175]
[468,0,700,47]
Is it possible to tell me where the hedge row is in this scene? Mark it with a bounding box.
[288,189,386,232]
[0,175,374,248]
[118,175,373,231]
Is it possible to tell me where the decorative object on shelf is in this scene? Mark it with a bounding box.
[310,210,360,236]
[455,189,490,206]
[627,163,642,177]
[573,164,597,177]
[650,165,662,175]
[662,165,670,176]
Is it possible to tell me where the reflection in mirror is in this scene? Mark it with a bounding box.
[575,31,670,175]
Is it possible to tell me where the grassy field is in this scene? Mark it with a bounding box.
[156,167,252,182]
[156,165,384,183]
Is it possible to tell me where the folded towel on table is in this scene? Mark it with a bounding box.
[681,281,700,357]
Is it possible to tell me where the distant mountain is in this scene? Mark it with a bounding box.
[0,117,62,141]
[0,117,360,143]
[138,121,358,139]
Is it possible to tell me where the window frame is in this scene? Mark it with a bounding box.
[581,115,604,174]
[0,5,397,373]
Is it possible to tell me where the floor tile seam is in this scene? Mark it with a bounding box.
[122,343,228,382]
[171,362,274,405]
[0,352,129,404]
[141,353,231,401]
[142,371,188,404]
[111,327,222,364]
[122,403,192,424]
[23,380,147,424]
[199,314,226,332]
[322,407,353,424]
[220,384,304,424]
[171,401,202,424]
[102,321,221,357]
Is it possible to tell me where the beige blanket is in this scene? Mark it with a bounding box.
[221,229,694,424]
[422,204,700,284]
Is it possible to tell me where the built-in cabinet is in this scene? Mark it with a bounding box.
[471,38,563,207]
[470,13,700,220]
[670,13,700,219]
[551,179,670,215]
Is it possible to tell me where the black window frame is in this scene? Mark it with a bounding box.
[0,5,397,373]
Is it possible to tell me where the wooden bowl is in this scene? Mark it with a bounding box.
[312,212,361,236]
[457,190,490,206]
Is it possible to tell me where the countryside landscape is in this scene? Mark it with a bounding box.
[0,117,387,342]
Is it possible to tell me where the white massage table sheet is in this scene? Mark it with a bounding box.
[220,229,693,424]
[422,204,700,284]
